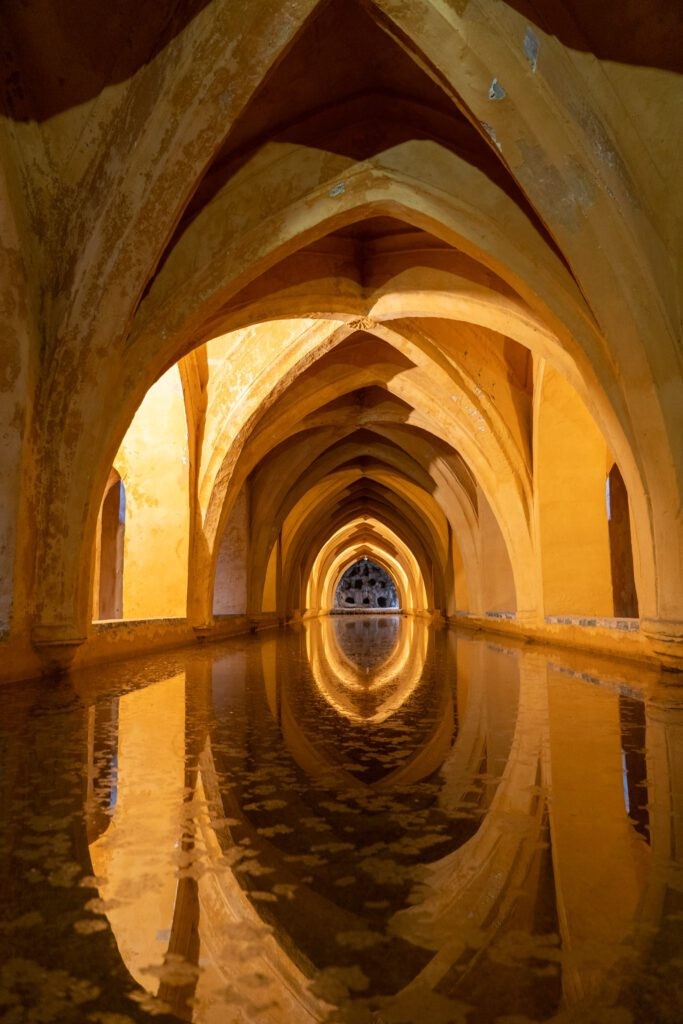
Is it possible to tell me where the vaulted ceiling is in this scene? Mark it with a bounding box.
[0,0,680,648]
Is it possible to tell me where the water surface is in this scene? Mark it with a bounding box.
[1,617,681,1023]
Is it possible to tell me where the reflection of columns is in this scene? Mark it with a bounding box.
[158,660,213,1020]
[646,696,683,878]
[194,644,324,1024]
[604,694,683,1013]
[89,672,187,988]
[437,640,523,814]
[545,668,650,1003]
[436,640,486,813]
[1,686,179,1024]
[390,646,542,979]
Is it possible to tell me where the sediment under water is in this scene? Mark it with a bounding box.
[0,617,681,1023]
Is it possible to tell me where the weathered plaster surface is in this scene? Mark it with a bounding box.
[0,0,680,678]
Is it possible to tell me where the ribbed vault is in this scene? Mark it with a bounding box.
[0,0,680,675]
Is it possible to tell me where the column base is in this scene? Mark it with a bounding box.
[192,624,214,641]
[641,618,683,672]
[31,625,86,674]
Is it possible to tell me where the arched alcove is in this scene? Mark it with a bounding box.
[334,557,400,611]
[112,363,190,620]
[607,464,640,619]
[92,470,125,621]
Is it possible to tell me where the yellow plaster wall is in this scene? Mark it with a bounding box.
[213,484,248,615]
[451,533,470,614]
[478,486,516,613]
[536,364,614,618]
[114,365,190,620]
[261,540,278,614]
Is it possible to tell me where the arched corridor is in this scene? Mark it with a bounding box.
[1,0,680,679]
[0,3,681,1020]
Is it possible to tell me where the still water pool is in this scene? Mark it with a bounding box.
[1,617,681,1023]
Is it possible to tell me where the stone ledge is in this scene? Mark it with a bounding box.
[93,616,186,632]
[547,659,645,699]
[545,615,640,632]
[448,613,654,668]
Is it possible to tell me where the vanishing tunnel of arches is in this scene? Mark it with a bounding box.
[0,0,679,678]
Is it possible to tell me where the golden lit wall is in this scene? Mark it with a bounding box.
[113,365,190,620]
[0,1,680,679]
[535,364,614,618]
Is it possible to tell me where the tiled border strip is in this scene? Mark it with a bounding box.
[545,615,639,632]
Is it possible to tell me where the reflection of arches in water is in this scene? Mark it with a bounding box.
[80,638,661,1022]
[306,614,428,724]
[201,642,557,1011]
[332,613,400,673]
[286,619,454,788]
[334,557,400,610]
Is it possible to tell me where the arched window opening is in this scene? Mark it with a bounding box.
[94,473,125,620]
[334,558,399,611]
[606,464,639,619]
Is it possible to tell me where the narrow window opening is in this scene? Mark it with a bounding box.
[96,474,125,620]
[607,464,638,618]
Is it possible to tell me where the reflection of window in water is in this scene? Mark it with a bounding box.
[334,558,399,610]
[332,613,401,671]
[84,700,120,843]
[619,694,649,843]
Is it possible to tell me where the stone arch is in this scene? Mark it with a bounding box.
[23,67,675,661]
[195,318,536,625]
[308,523,427,616]
[281,477,444,615]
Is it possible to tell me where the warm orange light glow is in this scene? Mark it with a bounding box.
[305,614,428,723]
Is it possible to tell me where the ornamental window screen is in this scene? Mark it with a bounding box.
[334,559,399,609]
